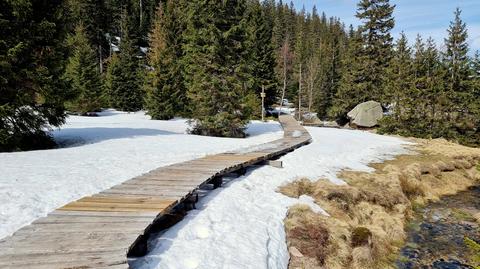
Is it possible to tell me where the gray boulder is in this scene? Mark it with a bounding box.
[347,101,383,128]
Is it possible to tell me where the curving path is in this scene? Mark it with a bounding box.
[0,115,311,269]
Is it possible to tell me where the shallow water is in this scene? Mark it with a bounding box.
[397,186,480,269]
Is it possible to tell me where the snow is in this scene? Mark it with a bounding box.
[291,130,303,138]
[131,127,411,269]
[297,195,329,216]
[0,110,283,240]
[269,107,295,115]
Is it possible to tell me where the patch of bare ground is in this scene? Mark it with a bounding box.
[280,138,480,269]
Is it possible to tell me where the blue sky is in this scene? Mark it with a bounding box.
[288,0,480,52]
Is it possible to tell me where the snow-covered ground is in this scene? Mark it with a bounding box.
[132,127,410,269]
[0,110,283,240]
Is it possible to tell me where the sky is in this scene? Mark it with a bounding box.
[289,0,480,53]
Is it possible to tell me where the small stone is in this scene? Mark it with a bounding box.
[289,246,304,258]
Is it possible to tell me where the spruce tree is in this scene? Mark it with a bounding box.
[443,8,477,143]
[182,0,250,138]
[145,0,186,120]
[472,51,480,97]
[385,33,413,120]
[356,0,395,103]
[444,8,470,94]
[314,19,345,119]
[64,25,104,114]
[245,0,277,108]
[329,26,367,120]
[420,38,446,136]
[105,11,143,112]
[1,0,68,151]
[67,0,109,73]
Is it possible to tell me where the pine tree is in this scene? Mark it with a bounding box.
[145,0,186,120]
[105,11,143,112]
[64,25,104,114]
[1,0,69,151]
[182,0,250,137]
[356,0,395,103]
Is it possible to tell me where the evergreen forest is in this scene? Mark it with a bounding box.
[1,0,479,151]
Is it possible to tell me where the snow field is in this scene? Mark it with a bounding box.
[132,127,411,269]
[0,110,283,240]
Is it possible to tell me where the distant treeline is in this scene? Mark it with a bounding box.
[1,0,479,152]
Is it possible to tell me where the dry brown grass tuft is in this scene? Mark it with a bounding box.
[282,137,480,269]
[279,178,315,198]
[398,173,425,199]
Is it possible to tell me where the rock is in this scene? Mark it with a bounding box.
[432,259,471,269]
[322,121,340,128]
[289,246,304,258]
[347,101,383,128]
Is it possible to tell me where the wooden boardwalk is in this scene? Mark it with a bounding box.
[0,115,311,269]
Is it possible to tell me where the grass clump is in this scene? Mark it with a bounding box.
[279,178,315,198]
[288,221,330,265]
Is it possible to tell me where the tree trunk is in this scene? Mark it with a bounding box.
[139,0,143,28]
[279,46,287,116]
[99,44,103,73]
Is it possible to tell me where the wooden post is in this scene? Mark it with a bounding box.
[211,176,222,189]
[298,63,302,121]
[261,85,266,122]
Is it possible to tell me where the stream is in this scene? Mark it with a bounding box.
[397,186,480,269]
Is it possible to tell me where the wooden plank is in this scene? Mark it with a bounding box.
[0,250,128,268]
[118,182,198,192]
[77,196,175,204]
[109,184,194,194]
[63,200,174,210]
[49,210,160,217]
[101,188,185,198]
[33,215,153,224]
[19,222,149,234]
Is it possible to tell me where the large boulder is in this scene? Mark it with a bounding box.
[347,101,383,128]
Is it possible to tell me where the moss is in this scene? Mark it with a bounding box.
[406,221,421,232]
[411,201,425,211]
[405,242,419,249]
[397,255,410,263]
[452,209,476,222]
[351,227,372,247]
[465,237,480,267]
[476,164,480,172]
